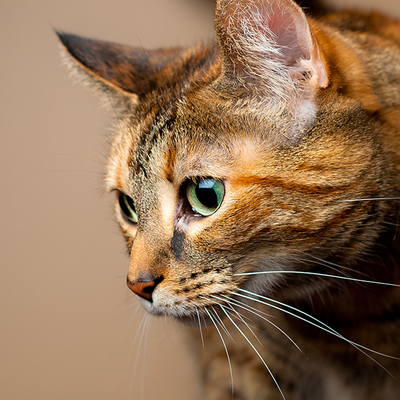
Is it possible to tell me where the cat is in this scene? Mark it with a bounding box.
[58,0,400,398]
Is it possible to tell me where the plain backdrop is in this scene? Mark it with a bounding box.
[1,0,399,399]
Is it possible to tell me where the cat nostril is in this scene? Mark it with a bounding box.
[127,276,163,302]
[127,280,155,301]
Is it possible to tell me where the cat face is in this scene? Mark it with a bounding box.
[104,77,384,322]
[58,0,394,323]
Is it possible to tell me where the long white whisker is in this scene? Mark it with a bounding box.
[235,289,399,370]
[236,289,392,358]
[220,305,287,400]
[196,307,205,348]
[218,294,304,355]
[218,293,275,320]
[211,294,263,346]
[140,315,152,400]
[204,307,234,397]
[234,270,400,288]
[129,313,150,399]
[129,312,148,364]
[199,296,235,341]
[212,307,235,342]
[119,300,142,330]
[127,300,141,310]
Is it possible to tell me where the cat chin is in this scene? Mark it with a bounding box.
[139,308,203,327]
[146,308,212,327]
[137,299,201,325]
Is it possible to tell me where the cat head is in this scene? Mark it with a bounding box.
[59,0,388,323]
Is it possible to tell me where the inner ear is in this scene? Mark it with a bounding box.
[266,3,310,66]
[215,0,329,89]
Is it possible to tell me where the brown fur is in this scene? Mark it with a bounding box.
[59,0,400,399]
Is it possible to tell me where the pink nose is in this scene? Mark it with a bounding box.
[127,279,157,302]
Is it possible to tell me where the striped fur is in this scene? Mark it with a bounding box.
[59,0,400,398]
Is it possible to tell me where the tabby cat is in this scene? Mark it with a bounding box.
[59,0,400,398]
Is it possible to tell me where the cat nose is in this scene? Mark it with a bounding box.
[127,275,163,302]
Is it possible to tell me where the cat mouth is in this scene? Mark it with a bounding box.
[140,303,210,327]
[137,291,230,327]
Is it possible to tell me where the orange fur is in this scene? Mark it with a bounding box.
[59,0,400,398]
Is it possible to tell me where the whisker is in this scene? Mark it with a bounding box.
[129,312,148,360]
[200,296,235,341]
[220,305,287,400]
[140,315,152,400]
[123,302,143,330]
[217,294,303,355]
[219,294,275,323]
[235,289,399,368]
[235,289,383,355]
[129,313,150,400]
[234,270,400,288]
[112,295,140,326]
[211,294,263,346]
[213,306,235,342]
[204,307,234,397]
[196,307,205,348]
[127,301,141,310]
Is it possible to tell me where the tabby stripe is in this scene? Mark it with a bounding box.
[268,202,368,243]
[236,175,363,195]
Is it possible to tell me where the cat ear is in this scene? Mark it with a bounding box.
[214,0,329,93]
[57,32,182,97]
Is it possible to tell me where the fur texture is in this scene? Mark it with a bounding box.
[59,0,400,399]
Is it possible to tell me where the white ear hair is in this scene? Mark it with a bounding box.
[215,0,328,99]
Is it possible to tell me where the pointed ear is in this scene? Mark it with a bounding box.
[57,32,183,97]
[214,0,329,93]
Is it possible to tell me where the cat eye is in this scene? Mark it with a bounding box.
[118,192,138,224]
[186,178,225,216]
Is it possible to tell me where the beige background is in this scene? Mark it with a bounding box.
[1,0,399,399]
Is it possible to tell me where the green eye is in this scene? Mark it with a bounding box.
[118,192,138,224]
[186,178,225,216]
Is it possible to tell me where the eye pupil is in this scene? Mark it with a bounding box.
[118,192,138,224]
[196,181,218,209]
[186,178,224,217]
